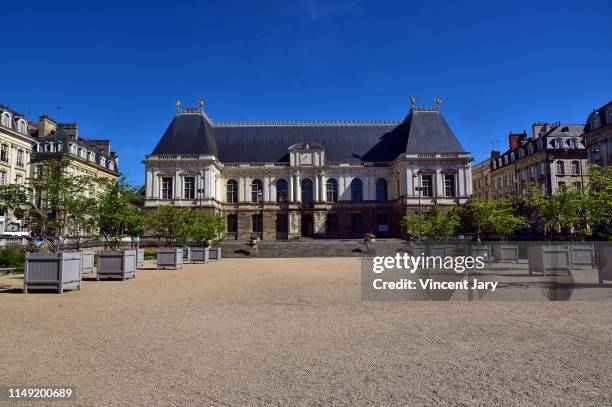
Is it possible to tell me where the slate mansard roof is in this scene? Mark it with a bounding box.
[151,107,467,163]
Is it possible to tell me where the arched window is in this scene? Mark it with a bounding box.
[276,179,288,202]
[301,178,313,206]
[350,178,363,202]
[17,119,26,134]
[376,178,388,201]
[226,179,237,203]
[251,179,263,203]
[326,178,338,202]
[1,112,11,128]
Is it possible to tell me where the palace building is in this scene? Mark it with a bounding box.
[143,100,472,240]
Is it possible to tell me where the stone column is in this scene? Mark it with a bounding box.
[314,175,320,202]
[174,171,181,199]
[238,177,245,202]
[457,168,465,198]
[264,177,270,203]
[320,174,327,202]
[270,178,277,203]
[145,169,153,198]
[152,171,159,198]
[295,174,301,202]
[435,169,443,197]
[289,175,294,203]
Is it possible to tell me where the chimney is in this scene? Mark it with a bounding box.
[39,115,57,137]
[88,140,111,155]
[508,131,527,150]
[57,122,79,139]
[532,122,549,139]
[490,150,501,159]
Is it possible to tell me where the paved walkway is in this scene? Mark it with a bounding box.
[0,258,610,406]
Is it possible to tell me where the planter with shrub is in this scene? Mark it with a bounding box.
[97,249,137,280]
[157,248,183,269]
[24,251,82,294]
[81,250,94,274]
[190,247,209,263]
[528,246,571,275]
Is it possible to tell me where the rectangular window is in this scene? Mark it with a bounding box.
[420,174,432,197]
[573,181,582,190]
[0,171,5,185]
[227,214,237,233]
[161,177,173,199]
[571,161,580,175]
[556,161,565,175]
[0,144,8,162]
[326,214,338,232]
[444,174,455,197]
[558,181,566,189]
[184,177,195,199]
[252,214,263,234]
[15,175,23,185]
[16,150,24,167]
[276,214,287,233]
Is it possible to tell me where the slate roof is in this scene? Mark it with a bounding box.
[543,124,584,138]
[151,108,467,163]
[584,101,612,132]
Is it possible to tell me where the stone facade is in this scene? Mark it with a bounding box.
[143,102,473,240]
[583,101,612,168]
[489,123,588,198]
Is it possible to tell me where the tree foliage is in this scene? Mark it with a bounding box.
[460,198,528,240]
[96,177,144,249]
[401,205,459,241]
[145,206,224,247]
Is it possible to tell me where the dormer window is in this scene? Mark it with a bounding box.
[591,115,600,130]
[1,112,12,128]
[518,148,525,158]
[527,144,534,154]
[100,157,106,167]
[109,161,115,170]
[567,138,577,149]
[80,149,86,158]
[17,119,27,134]
[607,110,612,125]
[88,152,96,162]
[561,126,569,133]
[70,144,77,154]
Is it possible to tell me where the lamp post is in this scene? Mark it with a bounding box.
[197,188,205,210]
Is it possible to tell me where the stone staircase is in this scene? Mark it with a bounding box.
[219,239,409,258]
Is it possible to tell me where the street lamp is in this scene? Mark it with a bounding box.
[197,188,205,210]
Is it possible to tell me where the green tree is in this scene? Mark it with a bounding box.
[145,205,191,247]
[96,177,144,249]
[27,158,97,252]
[461,198,528,241]
[401,205,459,240]
[190,211,225,246]
[0,184,31,227]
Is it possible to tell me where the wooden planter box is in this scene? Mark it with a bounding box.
[598,246,612,284]
[182,247,192,263]
[208,247,222,261]
[492,244,520,262]
[429,245,454,257]
[190,247,209,263]
[470,245,492,264]
[409,244,428,257]
[157,248,183,269]
[24,251,82,294]
[569,245,595,269]
[136,248,144,268]
[81,250,95,273]
[528,246,571,275]
[97,250,137,280]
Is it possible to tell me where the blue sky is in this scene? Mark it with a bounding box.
[2,0,611,185]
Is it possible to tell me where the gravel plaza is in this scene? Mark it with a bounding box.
[0,257,611,407]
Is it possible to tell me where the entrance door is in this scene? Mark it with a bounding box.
[301,214,313,237]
